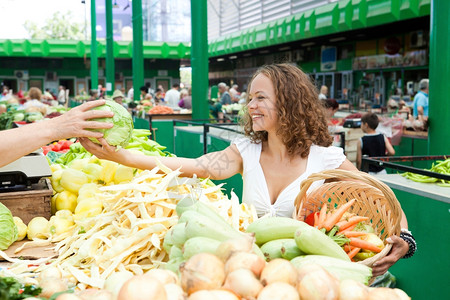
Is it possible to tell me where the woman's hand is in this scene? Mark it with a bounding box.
[50,100,114,140]
[371,235,409,277]
[79,137,128,164]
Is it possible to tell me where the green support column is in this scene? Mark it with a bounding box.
[428,0,450,154]
[105,0,115,96]
[132,0,144,101]
[90,0,98,90]
[191,0,209,119]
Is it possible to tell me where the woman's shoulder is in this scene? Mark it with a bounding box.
[309,144,345,166]
[231,136,261,155]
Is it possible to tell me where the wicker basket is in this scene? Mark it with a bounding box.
[293,169,402,267]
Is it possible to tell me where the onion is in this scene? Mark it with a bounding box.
[225,252,266,277]
[368,287,405,300]
[104,271,134,297]
[75,289,114,300]
[260,258,298,286]
[164,283,187,300]
[295,263,326,283]
[55,294,82,300]
[188,290,239,300]
[118,275,167,300]
[338,279,368,300]
[257,282,299,300]
[223,268,263,298]
[297,265,339,300]
[180,253,225,295]
[39,277,68,299]
[393,288,411,300]
[144,269,179,285]
[216,237,254,261]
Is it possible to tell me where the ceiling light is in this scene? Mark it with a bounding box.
[301,42,315,47]
[279,46,291,51]
[229,55,237,59]
[329,37,346,42]
[217,58,225,62]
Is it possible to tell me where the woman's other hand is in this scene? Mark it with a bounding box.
[50,100,114,140]
[79,137,128,164]
[371,235,409,277]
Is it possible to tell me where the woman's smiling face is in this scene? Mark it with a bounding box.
[247,73,278,133]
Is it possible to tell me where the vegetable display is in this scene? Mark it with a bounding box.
[402,157,450,187]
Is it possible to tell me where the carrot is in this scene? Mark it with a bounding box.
[343,245,355,252]
[338,216,369,231]
[314,212,319,228]
[322,199,356,231]
[347,247,361,259]
[337,223,357,235]
[349,237,382,253]
[317,202,328,229]
[342,231,367,238]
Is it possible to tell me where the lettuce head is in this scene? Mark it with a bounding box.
[0,202,18,250]
[89,100,134,147]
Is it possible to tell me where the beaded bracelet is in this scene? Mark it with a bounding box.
[400,229,417,259]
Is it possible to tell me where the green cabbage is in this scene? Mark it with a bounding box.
[0,202,18,250]
[89,100,134,147]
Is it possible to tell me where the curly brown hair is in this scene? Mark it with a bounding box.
[241,63,332,158]
[28,87,42,100]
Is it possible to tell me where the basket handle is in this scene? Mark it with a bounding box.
[294,169,402,231]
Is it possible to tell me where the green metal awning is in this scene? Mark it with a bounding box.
[0,39,190,59]
[208,0,431,57]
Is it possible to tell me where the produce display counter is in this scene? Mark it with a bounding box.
[375,173,450,203]
[364,155,450,299]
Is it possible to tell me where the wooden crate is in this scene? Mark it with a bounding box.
[0,179,53,224]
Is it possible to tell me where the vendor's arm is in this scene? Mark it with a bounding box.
[79,137,243,180]
[356,139,362,170]
[0,100,113,168]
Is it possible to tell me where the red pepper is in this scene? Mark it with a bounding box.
[305,212,318,226]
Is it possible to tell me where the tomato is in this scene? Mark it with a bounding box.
[42,146,51,155]
[305,212,318,226]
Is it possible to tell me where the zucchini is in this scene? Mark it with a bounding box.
[291,255,372,285]
[246,217,311,245]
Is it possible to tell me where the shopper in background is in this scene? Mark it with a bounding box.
[412,79,429,130]
[57,85,66,105]
[1,86,11,101]
[23,87,47,114]
[145,82,155,98]
[0,100,113,168]
[165,83,181,108]
[178,87,192,109]
[318,85,328,100]
[88,89,98,101]
[127,87,134,100]
[112,89,127,108]
[229,84,240,103]
[357,112,395,175]
[140,86,152,102]
[218,82,232,105]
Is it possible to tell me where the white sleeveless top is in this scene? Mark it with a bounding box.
[232,137,346,218]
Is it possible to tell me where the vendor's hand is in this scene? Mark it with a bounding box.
[50,100,114,140]
[79,137,128,165]
[371,235,409,277]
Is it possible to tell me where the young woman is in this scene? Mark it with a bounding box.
[80,64,410,276]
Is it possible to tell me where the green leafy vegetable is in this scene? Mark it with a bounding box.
[89,100,134,147]
[0,276,42,299]
[0,202,18,250]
